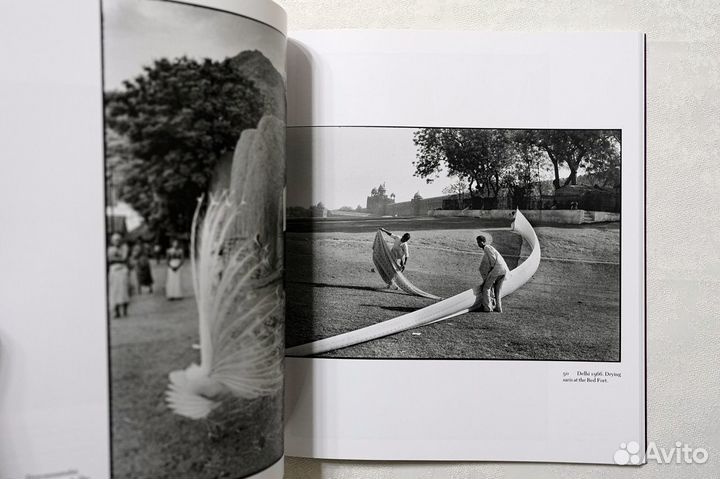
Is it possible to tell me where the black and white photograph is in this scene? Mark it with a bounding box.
[285,126,621,361]
[103,1,285,477]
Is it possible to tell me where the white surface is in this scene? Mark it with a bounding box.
[0,1,109,477]
[277,1,720,478]
[284,30,645,465]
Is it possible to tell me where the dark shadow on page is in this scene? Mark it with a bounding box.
[0,335,23,468]
[284,39,317,348]
[283,38,320,461]
[287,280,397,294]
[0,334,34,471]
[284,37,316,346]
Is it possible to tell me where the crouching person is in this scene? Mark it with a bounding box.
[476,235,509,312]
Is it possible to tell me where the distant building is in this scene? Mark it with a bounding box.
[366,183,396,216]
[386,194,450,216]
[311,202,328,218]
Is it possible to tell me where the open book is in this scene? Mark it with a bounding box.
[0,1,646,478]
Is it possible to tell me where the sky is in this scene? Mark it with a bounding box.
[286,127,457,210]
[102,0,286,90]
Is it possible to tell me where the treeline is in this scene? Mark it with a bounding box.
[412,129,621,203]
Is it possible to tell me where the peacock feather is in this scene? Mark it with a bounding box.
[166,115,285,420]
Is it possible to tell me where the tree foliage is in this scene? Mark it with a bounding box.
[413,128,621,204]
[442,178,468,200]
[105,57,264,237]
[500,135,548,208]
[412,129,511,199]
[516,130,621,188]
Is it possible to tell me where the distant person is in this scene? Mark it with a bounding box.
[128,243,141,295]
[153,243,162,265]
[108,233,130,318]
[380,228,410,272]
[477,235,509,312]
[135,242,154,294]
[166,239,184,300]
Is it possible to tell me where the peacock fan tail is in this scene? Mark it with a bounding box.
[166,116,285,420]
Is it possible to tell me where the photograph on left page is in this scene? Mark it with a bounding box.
[102,1,286,477]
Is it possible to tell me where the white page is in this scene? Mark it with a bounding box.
[0,1,286,478]
[284,30,645,464]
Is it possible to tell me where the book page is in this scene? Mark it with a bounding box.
[284,30,645,465]
[0,1,286,478]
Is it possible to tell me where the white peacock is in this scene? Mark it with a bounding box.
[165,115,285,420]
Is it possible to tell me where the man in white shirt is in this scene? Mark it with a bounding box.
[477,234,509,312]
[380,228,410,272]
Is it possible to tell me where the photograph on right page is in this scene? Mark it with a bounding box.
[285,126,621,361]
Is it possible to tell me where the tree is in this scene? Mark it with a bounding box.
[105,56,265,237]
[413,129,511,201]
[582,132,622,187]
[442,178,469,208]
[442,178,468,197]
[518,130,621,189]
[501,155,541,209]
[500,133,550,208]
[105,128,132,207]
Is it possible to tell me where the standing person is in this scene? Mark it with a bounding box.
[153,243,162,265]
[108,233,130,318]
[166,239,184,300]
[135,242,154,294]
[379,228,410,271]
[476,234,509,312]
[378,228,411,290]
[128,243,141,296]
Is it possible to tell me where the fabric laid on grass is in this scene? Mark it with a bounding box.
[372,230,441,300]
[286,209,541,357]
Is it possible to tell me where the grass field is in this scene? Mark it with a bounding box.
[110,264,282,479]
[286,216,620,361]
